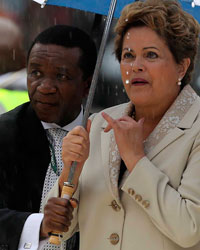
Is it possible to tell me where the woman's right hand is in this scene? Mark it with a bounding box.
[59,120,91,192]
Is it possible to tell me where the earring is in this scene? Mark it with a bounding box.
[177,78,182,86]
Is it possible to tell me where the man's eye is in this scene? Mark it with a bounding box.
[146,51,158,59]
[57,73,71,81]
[30,70,41,77]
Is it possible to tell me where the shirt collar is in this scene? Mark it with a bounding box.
[41,107,83,132]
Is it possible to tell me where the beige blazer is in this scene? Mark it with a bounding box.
[45,85,200,250]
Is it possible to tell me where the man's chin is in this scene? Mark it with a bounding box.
[36,112,59,124]
[41,118,57,124]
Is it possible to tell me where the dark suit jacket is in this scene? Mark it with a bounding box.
[0,102,79,250]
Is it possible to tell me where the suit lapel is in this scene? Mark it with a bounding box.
[146,127,184,160]
[145,85,199,160]
[101,103,131,200]
[101,128,116,197]
[16,103,50,211]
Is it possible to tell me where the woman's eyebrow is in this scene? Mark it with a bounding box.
[123,48,134,52]
[143,46,159,51]
[122,46,160,52]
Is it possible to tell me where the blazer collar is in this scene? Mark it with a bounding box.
[145,85,199,160]
[101,103,130,201]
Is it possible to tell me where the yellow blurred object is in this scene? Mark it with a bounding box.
[0,88,29,113]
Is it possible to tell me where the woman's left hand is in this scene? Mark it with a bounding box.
[102,112,145,172]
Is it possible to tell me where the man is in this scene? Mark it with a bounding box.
[0,25,97,250]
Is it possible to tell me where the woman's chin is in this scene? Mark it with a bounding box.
[129,93,152,107]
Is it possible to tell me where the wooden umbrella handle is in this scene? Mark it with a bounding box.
[49,184,75,245]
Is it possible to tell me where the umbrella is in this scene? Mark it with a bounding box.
[34,0,200,21]
[181,0,200,23]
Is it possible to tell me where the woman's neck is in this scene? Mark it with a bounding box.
[134,105,168,140]
[135,108,163,124]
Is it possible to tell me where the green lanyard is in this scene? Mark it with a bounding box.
[49,142,59,176]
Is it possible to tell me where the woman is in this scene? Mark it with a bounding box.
[41,0,200,249]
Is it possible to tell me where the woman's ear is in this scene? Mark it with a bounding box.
[178,58,191,79]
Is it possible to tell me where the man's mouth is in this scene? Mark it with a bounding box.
[36,100,57,107]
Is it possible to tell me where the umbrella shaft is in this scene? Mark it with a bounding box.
[67,161,78,184]
[82,0,117,128]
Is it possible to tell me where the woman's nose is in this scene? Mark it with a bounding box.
[37,78,57,94]
[130,58,145,72]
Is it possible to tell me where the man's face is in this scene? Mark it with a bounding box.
[27,43,90,126]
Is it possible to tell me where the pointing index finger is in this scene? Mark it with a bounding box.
[101,112,114,124]
[101,112,116,132]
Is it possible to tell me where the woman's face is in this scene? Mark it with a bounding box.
[120,26,188,110]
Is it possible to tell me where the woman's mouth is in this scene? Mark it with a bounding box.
[131,78,149,85]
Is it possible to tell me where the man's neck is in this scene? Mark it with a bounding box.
[41,107,83,131]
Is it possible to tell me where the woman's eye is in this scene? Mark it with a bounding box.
[146,51,158,59]
[122,52,134,60]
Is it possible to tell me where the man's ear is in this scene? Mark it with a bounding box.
[178,58,191,79]
[83,76,92,98]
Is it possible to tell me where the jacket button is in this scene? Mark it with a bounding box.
[111,200,121,211]
[135,194,142,202]
[109,233,119,245]
[142,200,150,208]
[128,188,135,195]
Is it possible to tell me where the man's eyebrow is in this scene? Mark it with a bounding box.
[55,66,70,72]
[28,62,41,67]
